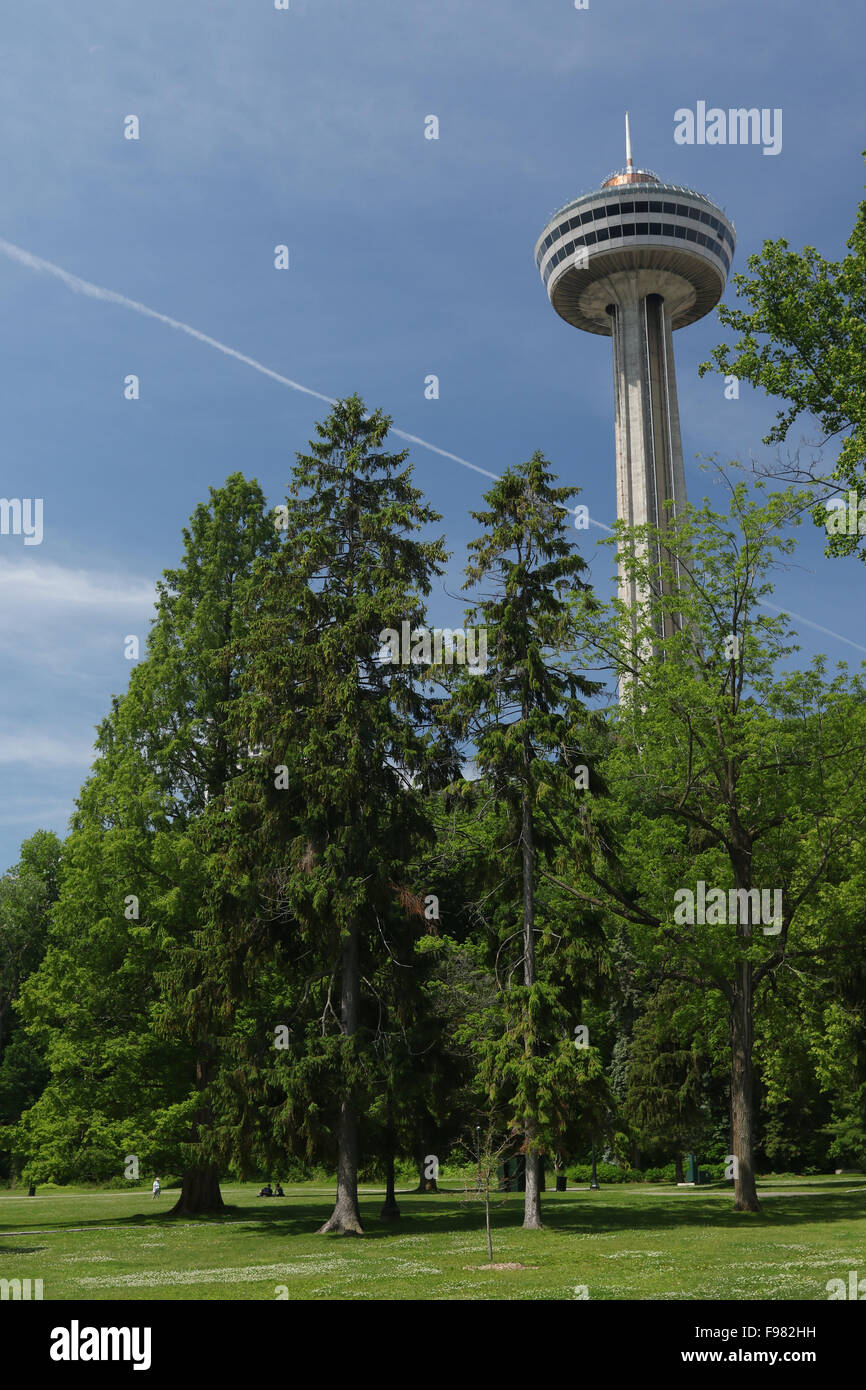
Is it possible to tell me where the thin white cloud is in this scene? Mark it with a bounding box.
[0,559,155,610]
[0,734,96,768]
[0,799,74,829]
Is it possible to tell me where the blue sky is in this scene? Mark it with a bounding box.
[0,0,863,872]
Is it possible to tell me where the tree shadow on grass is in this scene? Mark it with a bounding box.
[3,1186,862,1243]
[529,1190,866,1236]
[248,1188,866,1241]
[0,1206,246,1237]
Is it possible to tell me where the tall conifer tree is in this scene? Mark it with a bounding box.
[213,395,456,1233]
[449,453,602,1228]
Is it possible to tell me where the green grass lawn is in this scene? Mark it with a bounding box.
[1,1176,863,1300]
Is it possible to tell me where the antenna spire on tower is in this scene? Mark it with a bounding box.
[625,111,633,170]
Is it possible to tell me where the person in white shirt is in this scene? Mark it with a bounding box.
[151,1178,161,1200]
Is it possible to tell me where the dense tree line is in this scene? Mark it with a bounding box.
[2,391,864,1225]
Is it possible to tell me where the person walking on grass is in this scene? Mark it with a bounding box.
[152,1177,161,1200]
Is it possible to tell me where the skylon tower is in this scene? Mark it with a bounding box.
[535,115,735,641]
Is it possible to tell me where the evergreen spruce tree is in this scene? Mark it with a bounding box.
[448,453,602,1229]
[205,395,457,1233]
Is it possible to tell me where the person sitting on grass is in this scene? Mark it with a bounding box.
[258,1183,273,1197]
[274,1182,284,1197]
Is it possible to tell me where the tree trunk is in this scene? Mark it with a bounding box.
[724,839,762,1213]
[524,1139,542,1228]
[484,1178,493,1262]
[521,755,542,1231]
[730,958,760,1211]
[413,1153,439,1193]
[675,1152,684,1184]
[318,920,364,1234]
[172,1050,223,1215]
[170,1162,224,1215]
[379,1147,400,1221]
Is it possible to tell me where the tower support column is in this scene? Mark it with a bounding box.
[605,270,689,645]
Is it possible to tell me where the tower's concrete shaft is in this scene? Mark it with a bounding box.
[607,273,687,642]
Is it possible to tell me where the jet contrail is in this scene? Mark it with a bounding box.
[756,598,866,655]
[0,238,542,495]
[1,238,860,656]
